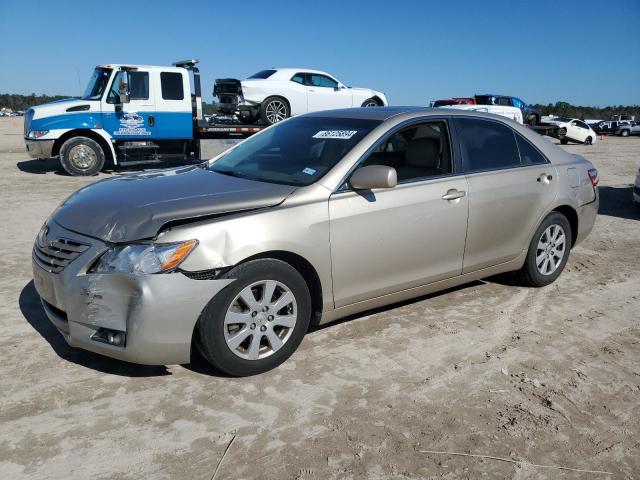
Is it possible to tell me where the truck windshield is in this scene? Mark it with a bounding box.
[209,116,381,186]
[82,67,112,100]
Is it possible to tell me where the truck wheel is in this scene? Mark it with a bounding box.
[260,97,290,125]
[59,136,105,176]
[528,114,539,126]
[560,138,568,145]
[361,98,380,107]
[621,129,630,137]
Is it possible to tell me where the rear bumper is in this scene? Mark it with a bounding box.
[575,189,599,246]
[25,139,55,159]
[32,222,233,365]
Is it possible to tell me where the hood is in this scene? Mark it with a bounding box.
[30,98,95,117]
[52,165,296,243]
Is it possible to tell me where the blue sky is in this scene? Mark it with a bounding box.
[1,0,638,106]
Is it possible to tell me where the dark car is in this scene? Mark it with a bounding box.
[475,94,540,126]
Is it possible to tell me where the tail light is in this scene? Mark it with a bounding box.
[587,168,599,187]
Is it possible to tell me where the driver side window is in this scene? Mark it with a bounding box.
[107,71,149,103]
[361,121,452,183]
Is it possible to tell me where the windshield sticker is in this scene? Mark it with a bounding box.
[313,130,357,140]
[302,167,317,175]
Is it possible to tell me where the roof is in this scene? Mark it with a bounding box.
[271,67,329,75]
[304,106,531,125]
[96,64,185,72]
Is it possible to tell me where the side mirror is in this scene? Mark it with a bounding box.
[350,165,397,190]
[119,93,130,104]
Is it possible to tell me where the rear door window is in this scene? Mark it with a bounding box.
[515,133,548,165]
[291,73,307,85]
[160,72,184,100]
[309,74,338,89]
[456,118,521,172]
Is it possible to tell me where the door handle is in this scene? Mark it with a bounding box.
[148,115,155,127]
[537,173,552,183]
[441,189,466,201]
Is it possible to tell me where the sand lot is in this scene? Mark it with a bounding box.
[0,116,638,479]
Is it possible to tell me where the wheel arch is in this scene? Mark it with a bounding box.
[238,250,323,324]
[551,205,578,248]
[53,129,115,165]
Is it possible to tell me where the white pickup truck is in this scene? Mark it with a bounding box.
[436,103,524,124]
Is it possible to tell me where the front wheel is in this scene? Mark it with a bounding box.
[197,259,311,376]
[260,97,290,125]
[59,136,105,176]
[584,136,593,145]
[621,129,630,137]
[517,212,572,287]
[361,98,380,107]
[560,138,569,145]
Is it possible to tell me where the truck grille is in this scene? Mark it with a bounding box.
[33,236,90,274]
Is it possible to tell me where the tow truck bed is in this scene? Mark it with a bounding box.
[197,121,266,140]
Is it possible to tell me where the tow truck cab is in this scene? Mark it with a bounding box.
[24,59,261,176]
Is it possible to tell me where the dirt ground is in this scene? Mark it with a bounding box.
[0,116,638,480]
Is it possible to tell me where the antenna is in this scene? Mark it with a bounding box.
[76,65,82,95]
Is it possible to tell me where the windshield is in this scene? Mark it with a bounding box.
[209,116,381,186]
[82,67,112,100]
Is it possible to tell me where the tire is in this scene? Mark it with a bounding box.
[621,129,630,137]
[584,136,593,145]
[528,114,538,127]
[361,98,380,108]
[259,97,290,125]
[59,136,105,176]
[560,138,569,145]
[197,259,312,376]
[517,212,572,287]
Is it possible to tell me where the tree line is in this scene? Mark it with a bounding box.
[530,102,639,120]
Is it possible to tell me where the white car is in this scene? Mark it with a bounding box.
[555,118,598,145]
[214,68,387,125]
[438,104,523,124]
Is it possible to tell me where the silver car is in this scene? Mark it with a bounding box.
[32,108,599,376]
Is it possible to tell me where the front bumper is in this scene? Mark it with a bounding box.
[25,138,55,159]
[32,221,233,365]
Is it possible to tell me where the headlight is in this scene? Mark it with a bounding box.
[91,240,198,274]
[28,130,49,139]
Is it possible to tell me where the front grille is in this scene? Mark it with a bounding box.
[33,236,90,273]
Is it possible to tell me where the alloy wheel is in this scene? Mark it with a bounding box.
[265,100,287,123]
[536,224,566,275]
[223,280,297,360]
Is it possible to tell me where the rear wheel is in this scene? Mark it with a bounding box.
[260,97,290,125]
[59,136,105,176]
[621,129,630,137]
[517,212,572,287]
[197,259,311,376]
[528,114,539,126]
